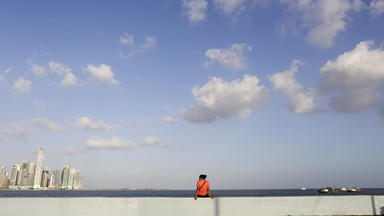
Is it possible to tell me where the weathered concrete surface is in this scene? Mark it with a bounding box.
[1,196,383,216]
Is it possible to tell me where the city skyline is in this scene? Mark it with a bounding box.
[0,146,82,190]
[0,0,384,190]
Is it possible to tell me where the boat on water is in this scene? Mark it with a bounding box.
[339,187,348,191]
[318,187,339,194]
[301,188,307,191]
[347,187,362,192]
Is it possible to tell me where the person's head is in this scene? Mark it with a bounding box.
[199,174,207,180]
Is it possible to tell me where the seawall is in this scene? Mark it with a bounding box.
[1,196,384,216]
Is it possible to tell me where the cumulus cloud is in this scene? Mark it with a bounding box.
[13,77,32,94]
[370,0,384,17]
[27,60,46,77]
[119,34,157,58]
[182,75,269,123]
[182,0,208,24]
[214,0,245,16]
[86,64,119,86]
[161,116,176,124]
[280,0,364,48]
[2,123,29,139]
[204,43,252,71]
[29,118,65,132]
[49,61,78,87]
[269,60,325,114]
[86,136,136,150]
[74,117,114,131]
[319,40,384,114]
[143,136,178,148]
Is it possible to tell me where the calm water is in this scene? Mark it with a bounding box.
[1,188,384,198]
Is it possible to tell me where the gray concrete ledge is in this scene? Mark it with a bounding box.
[1,196,384,216]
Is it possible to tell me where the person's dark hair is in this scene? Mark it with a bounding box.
[199,174,207,179]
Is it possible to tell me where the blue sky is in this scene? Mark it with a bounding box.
[1,0,384,190]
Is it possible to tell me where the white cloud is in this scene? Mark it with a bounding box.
[32,100,46,109]
[74,117,114,131]
[182,0,208,24]
[0,74,6,87]
[214,0,245,16]
[86,64,119,86]
[204,43,252,71]
[161,116,176,124]
[13,77,32,94]
[119,33,135,46]
[370,0,384,17]
[27,60,46,77]
[2,123,29,139]
[49,61,78,87]
[86,136,136,150]
[319,40,384,113]
[281,0,364,48]
[119,34,157,58]
[143,136,178,148]
[183,75,269,123]
[269,60,325,114]
[29,118,65,132]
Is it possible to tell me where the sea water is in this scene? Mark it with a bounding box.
[1,188,384,198]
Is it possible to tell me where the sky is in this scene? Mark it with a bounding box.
[1,0,384,190]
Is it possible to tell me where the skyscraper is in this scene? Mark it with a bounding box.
[51,169,61,188]
[9,164,20,187]
[61,163,70,188]
[33,146,45,189]
[1,173,8,187]
[0,166,5,184]
[73,169,83,190]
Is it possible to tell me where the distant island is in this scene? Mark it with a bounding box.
[0,146,82,190]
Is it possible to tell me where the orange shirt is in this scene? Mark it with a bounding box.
[197,180,209,195]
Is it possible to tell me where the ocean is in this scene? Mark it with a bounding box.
[1,188,384,198]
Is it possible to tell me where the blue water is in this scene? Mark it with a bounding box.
[1,188,384,198]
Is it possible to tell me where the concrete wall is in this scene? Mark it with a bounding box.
[1,196,384,216]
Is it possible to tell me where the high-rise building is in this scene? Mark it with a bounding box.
[73,169,83,190]
[9,164,20,187]
[28,162,36,187]
[0,166,6,184]
[1,173,8,187]
[41,169,51,188]
[33,146,45,189]
[61,163,70,188]
[51,169,61,188]
[18,161,28,186]
[68,168,76,189]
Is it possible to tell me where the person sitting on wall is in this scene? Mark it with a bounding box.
[194,174,214,200]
